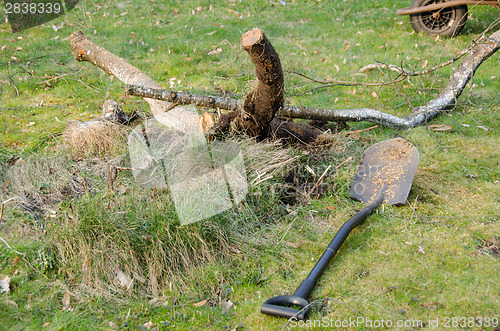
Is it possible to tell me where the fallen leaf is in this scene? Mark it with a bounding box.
[5,300,18,308]
[404,241,413,245]
[327,206,335,211]
[42,322,51,327]
[143,321,155,329]
[0,275,10,293]
[115,269,132,288]
[0,179,9,190]
[221,300,233,314]
[421,302,444,310]
[205,30,217,35]
[62,292,71,310]
[418,244,425,254]
[231,323,245,331]
[192,299,208,307]
[427,124,453,132]
[207,48,222,55]
[82,259,89,275]
[108,321,119,330]
[51,22,64,32]
[421,59,428,69]
[13,256,22,266]
[371,92,378,98]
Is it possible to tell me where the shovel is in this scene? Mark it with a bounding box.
[261,137,419,320]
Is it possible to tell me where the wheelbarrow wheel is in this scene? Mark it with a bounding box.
[410,0,468,37]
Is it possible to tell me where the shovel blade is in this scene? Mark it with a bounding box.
[349,138,419,205]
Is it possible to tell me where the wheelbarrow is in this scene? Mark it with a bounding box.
[397,0,500,37]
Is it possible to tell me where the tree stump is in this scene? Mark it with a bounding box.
[233,28,285,139]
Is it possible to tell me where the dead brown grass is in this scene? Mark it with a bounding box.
[63,119,127,159]
[36,137,297,299]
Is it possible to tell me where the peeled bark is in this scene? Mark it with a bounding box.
[69,30,174,120]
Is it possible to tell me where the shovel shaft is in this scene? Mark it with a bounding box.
[293,194,384,300]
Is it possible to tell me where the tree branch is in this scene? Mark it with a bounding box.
[126,29,499,130]
[68,30,175,120]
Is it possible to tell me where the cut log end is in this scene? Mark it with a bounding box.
[241,28,264,48]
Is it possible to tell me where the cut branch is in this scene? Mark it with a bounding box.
[125,84,241,112]
[72,27,499,134]
[126,29,500,130]
[68,30,174,119]
[235,28,285,138]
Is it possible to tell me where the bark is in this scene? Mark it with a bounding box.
[235,28,285,138]
[281,29,500,129]
[68,30,174,119]
[125,84,241,112]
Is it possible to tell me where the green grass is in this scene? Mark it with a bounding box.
[1,0,499,330]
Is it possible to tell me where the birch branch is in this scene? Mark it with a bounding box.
[126,29,500,130]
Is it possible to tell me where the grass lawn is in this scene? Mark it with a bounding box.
[1,0,499,330]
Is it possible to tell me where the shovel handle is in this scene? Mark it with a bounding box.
[261,192,384,320]
[261,295,311,320]
[297,192,385,298]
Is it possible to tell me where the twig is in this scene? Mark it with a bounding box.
[0,198,16,224]
[0,236,25,256]
[28,132,62,153]
[346,125,378,135]
[0,110,22,119]
[308,165,332,197]
[327,156,353,178]
[19,203,45,237]
[115,166,133,171]
[276,217,298,245]
[288,19,500,97]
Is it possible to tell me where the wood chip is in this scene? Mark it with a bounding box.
[427,124,453,132]
[192,299,208,307]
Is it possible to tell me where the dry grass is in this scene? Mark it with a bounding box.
[63,119,127,159]
[5,137,298,299]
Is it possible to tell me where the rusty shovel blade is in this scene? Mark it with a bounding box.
[349,137,419,205]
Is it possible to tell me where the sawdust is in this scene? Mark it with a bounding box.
[362,138,415,204]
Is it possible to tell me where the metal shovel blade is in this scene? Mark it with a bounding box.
[349,137,419,205]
